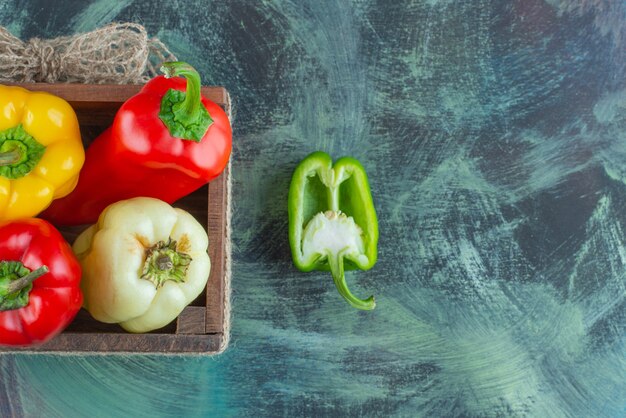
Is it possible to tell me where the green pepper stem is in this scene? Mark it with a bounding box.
[158,62,213,141]
[327,252,375,310]
[0,149,21,166]
[161,62,203,124]
[5,266,48,294]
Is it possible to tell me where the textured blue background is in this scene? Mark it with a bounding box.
[1,1,625,417]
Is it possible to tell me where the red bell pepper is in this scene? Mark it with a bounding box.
[0,218,82,346]
[41,61,232,226]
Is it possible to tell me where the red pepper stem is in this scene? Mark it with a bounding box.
[327,252,375,311]
[160,61,203,125]
[0,149,21,166]
[6,266,48,294]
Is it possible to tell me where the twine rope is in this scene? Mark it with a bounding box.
[0,23,176,83]
[219,154,233,354]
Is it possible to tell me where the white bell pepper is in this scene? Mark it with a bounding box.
[72,197,211,333]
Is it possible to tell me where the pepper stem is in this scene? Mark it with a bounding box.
[161,62,202,122]
[0,125,46,179]
[141,238,192,288]
[0,262,48,311]
[158,61,213,142]
[5,266,48,294]
[327,251,375,310]
[0,149,21,166]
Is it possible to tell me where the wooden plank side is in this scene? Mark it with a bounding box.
[14,84,229,127]
[1,334,222,355]
[12,83,228,106]
[205,166,227,334]
[176,307,206,334]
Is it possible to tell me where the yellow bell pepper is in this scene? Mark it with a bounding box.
[0,85,85,220]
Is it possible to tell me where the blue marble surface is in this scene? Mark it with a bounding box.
[1,1,625,417]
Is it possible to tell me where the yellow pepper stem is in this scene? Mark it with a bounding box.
[0,125,46,179]
[0,149,21,166]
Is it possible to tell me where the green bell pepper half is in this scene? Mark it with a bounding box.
[288,151,378,310]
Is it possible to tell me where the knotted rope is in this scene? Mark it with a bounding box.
[0,23,176,83]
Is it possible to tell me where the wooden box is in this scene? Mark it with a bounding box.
[0,84,231,355]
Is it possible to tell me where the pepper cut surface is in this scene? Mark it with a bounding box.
[289,151,378,310]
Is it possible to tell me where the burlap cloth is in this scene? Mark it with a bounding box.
[0,23,232,354]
